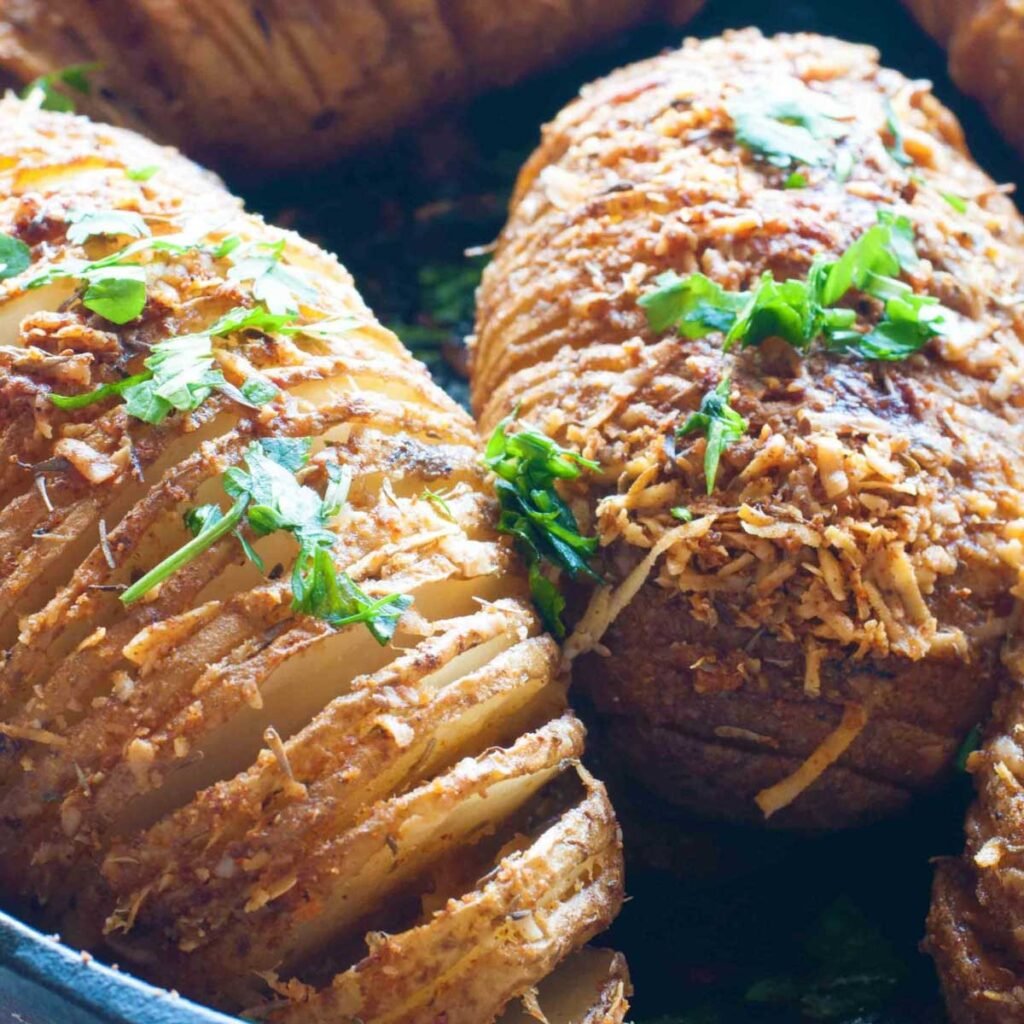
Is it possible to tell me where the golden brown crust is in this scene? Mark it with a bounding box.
[472,30,1024,827]
[0,0,704,173]
[0,101,624,1022]
[902,0,1024,155]
[926,860,1024,1024]
[923,634,1024,1023]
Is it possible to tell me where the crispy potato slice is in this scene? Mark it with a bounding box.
[499,948,630,1024]
[0,100,625,1024]
[0,1,704,173]
[266,764,623,1024]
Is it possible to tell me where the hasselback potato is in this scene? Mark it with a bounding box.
[472,30,1024,829]
[901,0,1024,156]
[0,99,626,1023]
[0,0,704,174]
[927,634,1024,1024]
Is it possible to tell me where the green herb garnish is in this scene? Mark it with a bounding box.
[0,233,31,280]
[122,438,411,643]
[26,230,222,324]
[421,487,456,521]
[639,272,748,338]
[956,723,983,772]
[79,265,148,324]
[482,414,601,638]
[125,165,160,182]
[834,150,855,183]
[227,239,317,316]
[784,171,808,189]
[670,506,695,522]
[21,63,100,113]
[883,99,913,167]
[642,210,945,363]
[940,191,968,213]
[676,379,748,494]
[728,86,849,169]
[66,209,150,245]
[50,305,288,421]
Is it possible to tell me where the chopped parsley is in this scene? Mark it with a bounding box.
[940,191,968,213]
[956,723,983,772]
[671,506,694,522]
[883,99,913,167]
[642,210,945,363]
[784,171,808,189]
[0,233,31,280]
[482,414,601,638]
[227,239,318,316]
[50,305,289,421]
[79,265,148,324]
[66,209,150,245]
[125,165,161,182]
[677,379,748,494]
[26,229,243,325]
[122,438,411,644]
[728,85,850,169]
[833,149,855,184]
[421,486,456,521]
[21,63,99,113]
[639,272,748,338]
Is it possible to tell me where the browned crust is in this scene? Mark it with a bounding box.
[926,860,1024,1024]
[471,29,1024,828]
[0,0,704,173]
[902,0,1024,155]
[0,101,625,1021]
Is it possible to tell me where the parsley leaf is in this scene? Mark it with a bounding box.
[956,724,983,772]
[125,165,160,182]
[883,99,913,167]
[833,149,855,183]
[671,506,694,522]
[121,493,249,606]
[49,372,150,411]
[422,486,456,521]
[227,240,318,316]
[784,171,808,189]
[725,273,821,352]
[875,210,919,270]
[482,414,601,638]
[0,233,31,279]
[50,305,289,420]
[728,85,849,169]
[66,209,150,245]
[21,63,100,113]
[941,191,968,213]
[25,230,223,325]
[639,272,748,337]
[642,210,946,364]
[81,264,148,324]
[677,378,748,494]
[123,439,410,643]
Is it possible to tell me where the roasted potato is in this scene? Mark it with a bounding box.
[0,0,704,174]
[0,99,625,1023]
[902,0,1024,156]
[472,30,1024,829]
[925,633,1024,1024]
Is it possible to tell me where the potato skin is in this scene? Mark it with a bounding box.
[472,30,1024,829]
[0,102,624,1023]
[902,0,1024,156]
[924,636,1024,1024]
[0,0,703,174]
